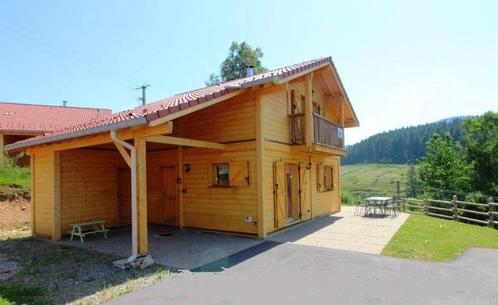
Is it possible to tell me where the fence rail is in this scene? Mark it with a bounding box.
[402,195,497,228]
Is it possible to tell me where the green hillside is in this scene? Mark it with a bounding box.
[341,164,409,202]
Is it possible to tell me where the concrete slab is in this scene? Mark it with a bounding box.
[269,206,409,254]
[60,226,262,270]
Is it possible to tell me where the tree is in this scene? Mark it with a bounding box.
[405,164,419,198]
[461,111,498,195]
[418,132,472,199]
[206,41,267,85]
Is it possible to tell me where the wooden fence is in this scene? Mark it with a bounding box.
[402,195,498,228]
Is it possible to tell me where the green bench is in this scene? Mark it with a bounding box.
[68,220,110,243]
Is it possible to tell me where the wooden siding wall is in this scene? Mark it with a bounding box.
[173,92,256,142]
[32,150,55,238]
[260,81,342,235]
[181,142,258,234]
[310,155,341,217]
[60,149,126,233]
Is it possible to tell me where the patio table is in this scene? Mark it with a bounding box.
[364,197,393,216]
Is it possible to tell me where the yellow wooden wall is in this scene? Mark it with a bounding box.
[59,149,126,233]
[260,79,342,236]
[181,142,258,234]
[31,150,56,238]
[173,92,256,142]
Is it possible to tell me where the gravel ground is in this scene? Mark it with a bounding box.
[0,237,169,305]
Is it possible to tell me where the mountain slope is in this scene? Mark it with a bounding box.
[343,117,467,165]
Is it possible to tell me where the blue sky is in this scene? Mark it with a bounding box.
[0,0,496,144]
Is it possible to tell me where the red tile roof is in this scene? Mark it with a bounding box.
[0,102,112,134]
[6,57,337,150]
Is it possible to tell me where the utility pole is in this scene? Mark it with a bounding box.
[135,84,150,105]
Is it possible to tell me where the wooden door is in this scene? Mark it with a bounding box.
[117,168,131,225]
[273,161,286,228]
[285,163,300,223]
[299,162,311,220]
[161,166,178,225]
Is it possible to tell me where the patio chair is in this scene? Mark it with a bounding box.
[354,198,368,216]
[385,195,402,217]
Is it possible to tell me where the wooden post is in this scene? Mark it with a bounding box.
[255,94,266,238]
[135,136,148,254]
[52,151,61,240]
[304,73,313,151]
[396,181,400,197]
[452,195,458,221]
[488,197,494,227]
[30,154,36,235]
[402,198,406,212]
[177,146,184,229]
[423,199,428,215]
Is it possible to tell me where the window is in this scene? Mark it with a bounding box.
[213,163,230,186]
[317,164,334,192]
[323,165,333,191]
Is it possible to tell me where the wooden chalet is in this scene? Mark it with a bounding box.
[5,57,359,261]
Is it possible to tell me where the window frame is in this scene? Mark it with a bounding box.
[211,162,230,187]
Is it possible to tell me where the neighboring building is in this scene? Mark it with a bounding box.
[5,57,359,261]
[0,102,111,165]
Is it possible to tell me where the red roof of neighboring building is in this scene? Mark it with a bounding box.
[7,57,353,150]
[0,102,112,134]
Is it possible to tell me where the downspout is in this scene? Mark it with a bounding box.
[110,131,138,262]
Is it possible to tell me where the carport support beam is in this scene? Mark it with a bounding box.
[110,131,138,260]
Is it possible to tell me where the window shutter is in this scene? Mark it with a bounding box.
[273,161,286,228]
[229,161,248,187]
[299,162,311,220]
[316,163,324,192]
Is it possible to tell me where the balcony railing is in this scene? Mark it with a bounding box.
[313,113,344,149]
[289,113,344,149]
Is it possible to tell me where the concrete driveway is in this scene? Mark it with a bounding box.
[106,243,498,305]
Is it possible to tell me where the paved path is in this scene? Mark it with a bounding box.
[107,243,498,305]
[270,206,409,254]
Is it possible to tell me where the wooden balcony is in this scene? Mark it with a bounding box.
[289,112,346,155]
[313,113,344,149]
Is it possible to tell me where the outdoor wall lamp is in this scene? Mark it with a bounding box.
[183,162,191,174]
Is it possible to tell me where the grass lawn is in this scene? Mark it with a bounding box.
[382,214,498,261]
[0,165,30,194]
[0,224,169,305]
[341,163,409,195]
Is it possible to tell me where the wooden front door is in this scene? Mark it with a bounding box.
[117,168,131,225]
[161,166,178,225]
[274,161,301,228]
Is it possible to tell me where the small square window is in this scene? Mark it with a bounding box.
[213,163,230,186]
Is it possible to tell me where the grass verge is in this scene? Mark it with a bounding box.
[382,214,498,261]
